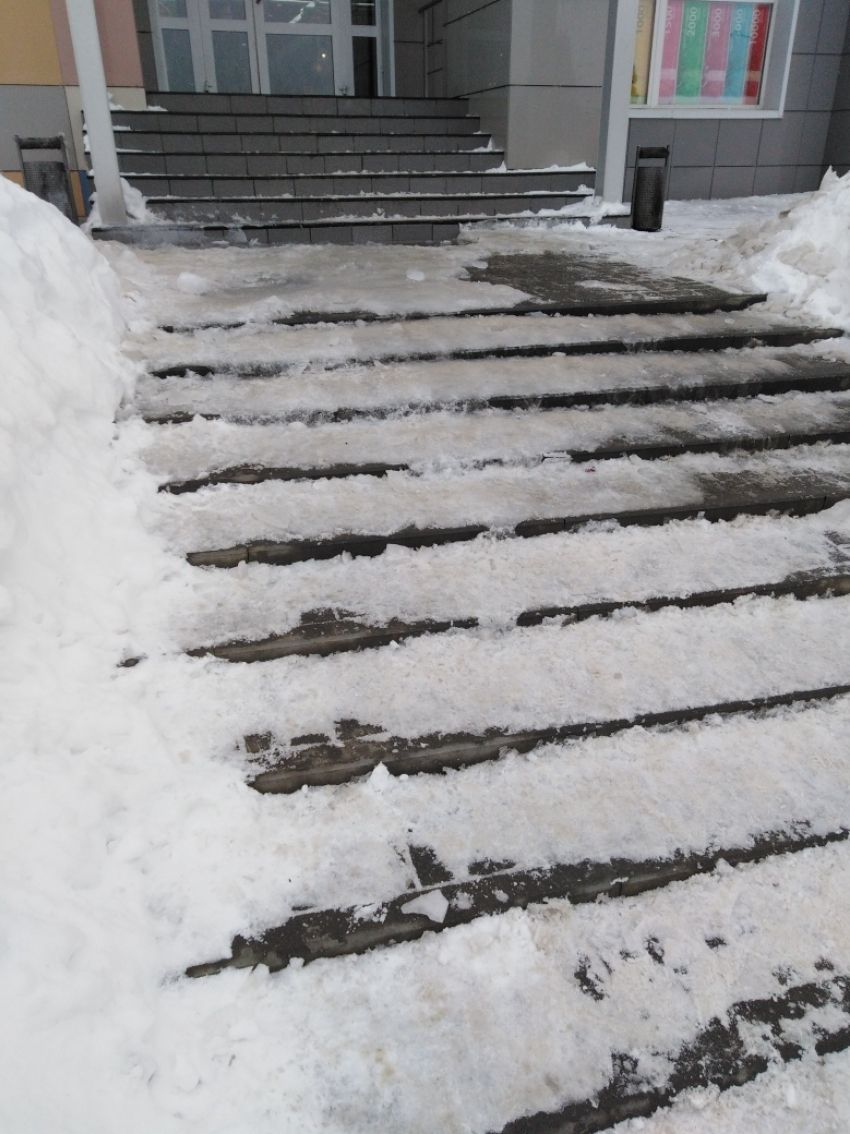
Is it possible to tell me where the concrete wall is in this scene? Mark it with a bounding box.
[824,2,850,172]
[624,0,850,202]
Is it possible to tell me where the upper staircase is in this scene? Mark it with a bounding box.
[95,91,597,245]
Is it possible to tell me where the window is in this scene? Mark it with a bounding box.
[632,0,797,115]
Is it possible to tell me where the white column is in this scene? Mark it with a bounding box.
[64,0,128,225]
[597,0,639,203]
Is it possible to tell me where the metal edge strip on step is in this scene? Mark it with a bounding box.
[185,821,850,976]
[149,325,843,380]
[184,488,850,569]
[182,572,850,665]
[159,427,850,493]
[157,290,766,333]
[247,681,850,794]
[140,359,850,426]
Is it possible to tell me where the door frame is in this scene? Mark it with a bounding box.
[147,0,395,96]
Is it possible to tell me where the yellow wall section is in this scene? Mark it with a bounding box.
[2,172,26,187]
[0,0,63,85]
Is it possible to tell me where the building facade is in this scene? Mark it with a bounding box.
[3,0,850,217]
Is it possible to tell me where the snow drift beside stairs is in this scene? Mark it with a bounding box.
[0,173,145,673]
[716,168,850,330]
[0,176,178,1133]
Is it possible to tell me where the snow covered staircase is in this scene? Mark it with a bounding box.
[95,92,595,245]
[128,250,850,1131]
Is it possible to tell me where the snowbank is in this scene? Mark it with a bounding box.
[712,169,850,329]
[0,173,147,672]
[0,176,182,1133]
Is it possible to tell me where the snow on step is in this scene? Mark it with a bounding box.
[166,593,850,749]
[147,444,850,555]
[133,344,847,424]
[140,389,850,485]
[139,309,833,374]
[185,697,850,920]
[171,507,850,649]
[624,1045,850,1134]
[168,843,850,1134]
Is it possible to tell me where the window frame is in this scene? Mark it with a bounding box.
[629,0,801,120]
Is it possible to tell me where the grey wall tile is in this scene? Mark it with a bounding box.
[794,0,825,53]
[808,53,842,108]
[818,0,850,52]
[668,166,713,200]
[507,85,602,168]
[445,0,511,96]
[753,165,799,194]
[798,109,832,162]
[468,86,509,150]
[716,119,763,166]
[509,0,607,87]
[446,0,501,23]
[831,54,850,109]
[396,42,426,97]
[673,118,719,166]
[0,86,76,169]
[627,117,675,164]
[622,165,634,202]
[393,0,424,42]
[711,165,756,198]
[794,164,825,190]
[825,107,850,166]
[785,53,815,110]
[758,112,804,165]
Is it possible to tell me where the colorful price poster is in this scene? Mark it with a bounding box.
[723,3,754,100]
[677,2,710,99]
[659,0,684,100]
[701,2,732,98]
[744,2,772,103]
[632,0,656,104]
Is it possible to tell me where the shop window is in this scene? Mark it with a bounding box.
[632,0,796,114]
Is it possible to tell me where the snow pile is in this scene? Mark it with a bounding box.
[0,173,137,660]
[0,176,182,1131]
[85,176,155,229]
[714,169,850,328]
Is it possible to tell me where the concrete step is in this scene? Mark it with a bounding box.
[187,573,850,664]
[180,468,850,569]
[146,312,841,377]
[119,148,504,177]
[145,388,850,489]
[115,115,482,143]
[118,143,501,179]
[134,92,474,118]
[117,130,487,154]
[190,821,850,972]
[136,351,850,426]
[93,216,462,246]
[124,170,588,199]
[144,191,592,224]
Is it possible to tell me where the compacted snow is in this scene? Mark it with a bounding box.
[4,170,850,1134]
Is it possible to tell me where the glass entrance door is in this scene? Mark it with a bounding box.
[150,0,393,97]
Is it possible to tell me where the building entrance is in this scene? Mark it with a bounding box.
[150,0,392,97]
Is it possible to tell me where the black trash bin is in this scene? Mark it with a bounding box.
[632,145,670,233]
